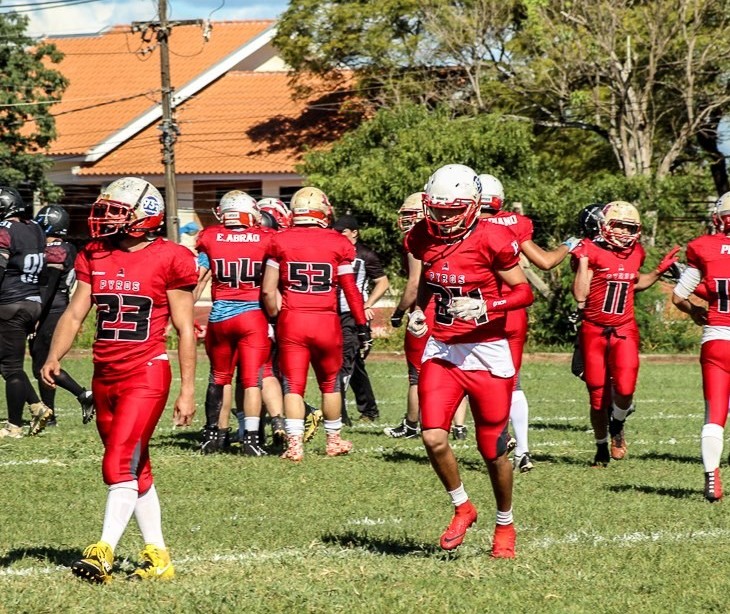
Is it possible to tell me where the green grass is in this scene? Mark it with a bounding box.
[1,353,728,613]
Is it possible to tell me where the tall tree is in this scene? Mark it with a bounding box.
[0,11,67,199]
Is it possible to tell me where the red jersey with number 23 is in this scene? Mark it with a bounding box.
[196,224,274,302]
[405,219,521,344]
[266,226,356,313]
[686,233,730,327]
[572,239,645,327]
[75,238,199,377]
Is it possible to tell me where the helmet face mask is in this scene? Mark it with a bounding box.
[477,174,504,213]
[88,177,164,239]
[257,197,293,229]
[397,192,425,233]
[599,201,641,249]
[713,192,730,234]
[289,187,333,228]
[423,164,481,240]
[218,190,259,228]
[35,205,70,237]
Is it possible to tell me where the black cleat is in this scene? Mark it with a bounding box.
[78,390,95,424]
[201,426,219,455]
[241,431,268,457]
[592,442,610,467]
[271,416,286,447]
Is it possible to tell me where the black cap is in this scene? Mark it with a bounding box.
[333,214,359,231]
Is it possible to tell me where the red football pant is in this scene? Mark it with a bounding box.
[93,359,171,494]
[419,358,512,460]
[505,307,528,391]
[701,340,730,427]
[277,310,343,395]
[205,310,271,388]
[580,320,640,411]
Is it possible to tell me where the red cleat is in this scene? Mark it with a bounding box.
[440,500,478,551]
[491,523,516,559]
[705,469,723,502]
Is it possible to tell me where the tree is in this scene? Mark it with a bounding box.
[0,12,67,199]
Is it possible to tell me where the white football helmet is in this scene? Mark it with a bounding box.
[89,177,164,238]
[290,187,333,228]
[478,173,504,213]
[713,192,730,234]
[599,201,641,249]
[397,192,425,233]
[257,197,293,229]
[423,164,481,239]
[218,190,260,228]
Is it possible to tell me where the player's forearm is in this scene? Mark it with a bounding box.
[261,265,280,317]
[415,278,433,312]
[365,276,389,309]
[176,327,197,396]
[522,241,569,271]
[635,271,659,291]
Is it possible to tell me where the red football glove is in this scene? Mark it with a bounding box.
[656,246,680,276]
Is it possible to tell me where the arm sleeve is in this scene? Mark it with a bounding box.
[340,272,366,325]
[488,283,534,312]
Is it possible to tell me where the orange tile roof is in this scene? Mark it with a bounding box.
[74,71,358,176]
[46,21,274,156]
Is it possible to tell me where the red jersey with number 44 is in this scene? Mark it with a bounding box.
[686,233,730,327]
[75,238,199,377]
[266,226,356,313]
[405,219,521,344]
[572,239,645,327]
[196,224,274,302]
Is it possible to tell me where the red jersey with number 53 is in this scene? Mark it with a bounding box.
[75,238,198,377]
[265,226,356,313]
[405,219,521,344]
[196,224,274,302]
[686,233,730,326]
[572,239,645,327]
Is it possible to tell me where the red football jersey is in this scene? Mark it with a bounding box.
[196,224,274,302]
[75,238,199,376]
[686,233,730,326]
[573,239,645,327]
[483,211,534,244]
[266,226,356,313]
[405,220,521,344]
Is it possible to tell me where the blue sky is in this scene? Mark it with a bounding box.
[3,0,289,38]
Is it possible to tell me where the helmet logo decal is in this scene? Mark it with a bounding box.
[141,195,162,216]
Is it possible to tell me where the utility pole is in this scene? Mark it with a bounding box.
[132,3,202,242]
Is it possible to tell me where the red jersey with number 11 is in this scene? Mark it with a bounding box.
[75,238,198,377]
[686,233,730,327]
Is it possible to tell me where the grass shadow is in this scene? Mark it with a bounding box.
[632,451,697,465]
[322,531,440,557]
[531,452,593,467]
[153,430,202,452]
[530,422,588,433]
[0,546,79,568]
[379,448,430,465]
[607,484,697,499]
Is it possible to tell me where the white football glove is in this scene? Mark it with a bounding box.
[447,296,487,321]
[267,323,276,342]
[562,236,581,252]
[407,309,428,338]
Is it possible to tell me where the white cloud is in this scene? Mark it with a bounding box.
[16,0,288,38]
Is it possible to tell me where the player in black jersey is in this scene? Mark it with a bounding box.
[0,187,53,438]
[31,205,94,426]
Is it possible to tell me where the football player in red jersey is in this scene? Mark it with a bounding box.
[478,173,580,472]
[261,187,369,462]
[196,190,278,456]
[672,193,730,501]
[41,177,198,584]
[406,164,534,557]
[571,201,678,467]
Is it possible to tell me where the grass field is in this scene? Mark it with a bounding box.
[1,352,728,613]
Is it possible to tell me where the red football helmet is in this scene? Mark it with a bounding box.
[257,197,293,229]
[423,164,481,240]
[89,177,164,238]
[713,192,730,234]
[290,187,333,228]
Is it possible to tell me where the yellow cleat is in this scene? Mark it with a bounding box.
[303,408,322,443]
[127,545,175,581]
[71,541,114,584]
[28,402,53,436]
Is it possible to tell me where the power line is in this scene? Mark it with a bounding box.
[0,0,103,13]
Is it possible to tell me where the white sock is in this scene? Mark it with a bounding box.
[100,480,139,551]
[447,483,468,507]
[243,416,260,433]
[324,419,343,435]
[510,390,530,456]
[611,402,634,423]
[134,485,166,550]
[286,418,304,436]
[496,508,513,526]
[702,423,724,472]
